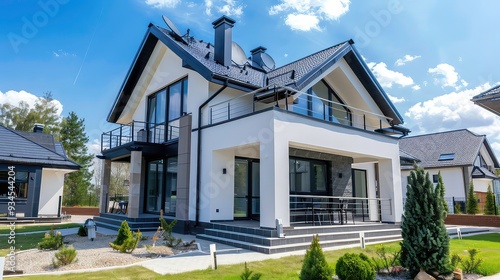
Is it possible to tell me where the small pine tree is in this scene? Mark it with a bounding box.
[400,166,451,277]
[466,182,479,215]
[436,172,448,214]
[300,235,332,280]
[109,220,142,253]
[484,184,496,215]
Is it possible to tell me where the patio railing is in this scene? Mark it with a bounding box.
[101,120,179,151]
[289,194,392,226]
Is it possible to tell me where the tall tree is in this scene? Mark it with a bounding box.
[484,184,496,215]
[401,166,451,277]
[466,181,479,215]
[0,92,61,138]
[60,112,94,206]
[436,172,448,213]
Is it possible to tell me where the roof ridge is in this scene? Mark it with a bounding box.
[268,41,349,77]
[401,128,478,139]
[0,125,69,161]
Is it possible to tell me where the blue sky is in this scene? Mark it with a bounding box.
[2,0,500,156]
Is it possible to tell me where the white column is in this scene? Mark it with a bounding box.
[378,158,403,223]
[128,150,143,218]
[259,132,289,228]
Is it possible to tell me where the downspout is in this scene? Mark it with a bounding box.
[195,79,228,226]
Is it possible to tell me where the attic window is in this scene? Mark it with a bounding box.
[438,153,455,161]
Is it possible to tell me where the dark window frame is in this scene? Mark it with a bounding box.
[438,153,455,161]
[289,157,330,195]
[304,80,352,125]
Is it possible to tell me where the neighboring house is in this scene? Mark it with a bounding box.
[0,124,79,218]
[400,129,500,212]
[97,15,408,234]
[472,84,500,205]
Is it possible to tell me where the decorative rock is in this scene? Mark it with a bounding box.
[453,268,463,280]
[415,269,436,280]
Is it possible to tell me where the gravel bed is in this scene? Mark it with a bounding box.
[7,233,198,274]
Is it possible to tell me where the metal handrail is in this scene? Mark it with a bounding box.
[101,120,179,151]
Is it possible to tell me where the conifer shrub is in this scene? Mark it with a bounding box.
[335,253,375,280]
[159,217,182,247]
[401,166,452,277]
[109,220,142,253]
[300,235,332,280]
[53,245,78,267]
[38,228,63,250]
[240,262,262,280]
[77,225,87,237]
[466,181,479,214]
[484,185,496,215]
[436,172,448,213]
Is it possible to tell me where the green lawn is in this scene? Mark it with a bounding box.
[12,233,500,279]
[0,232,45,256]
[0,223,81,234]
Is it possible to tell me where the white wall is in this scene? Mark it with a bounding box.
[38,169,70,216]
[198,109,402,227]
[473,178,492,193]
[401,167,466,199]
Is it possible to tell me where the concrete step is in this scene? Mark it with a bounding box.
[93,216,159,232]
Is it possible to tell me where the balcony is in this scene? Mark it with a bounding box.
[204,87,407,136]
[101,120,179,152]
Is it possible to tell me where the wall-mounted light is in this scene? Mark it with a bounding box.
[222,168,227,174]
[338,173,343,178]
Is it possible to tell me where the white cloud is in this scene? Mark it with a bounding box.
[205,0,213,15]
[405,83,500,138]
[395,54,421,66]
[428,63,466,90]
[285,14,320,31]
[144,0,180,8]
[52,49,75,58]
[269,0,350,31]
[367,62,414,88]
[0,90,63,116]
[412,85,421,91]
[204,0,243,17]
[387,94,405,104]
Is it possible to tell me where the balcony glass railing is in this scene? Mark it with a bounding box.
[205,87,394,132]
[101,120,179,151]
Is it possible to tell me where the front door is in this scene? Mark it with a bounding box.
[234,158,260,220]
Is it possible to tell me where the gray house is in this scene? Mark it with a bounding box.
[400,129,499,212]
[0,124,79,218]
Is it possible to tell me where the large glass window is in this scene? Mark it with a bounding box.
[145,160,163,213]
[164,157,177,216]
[0,171,29,199]
[147,78,188,142]
[294,79,351,125]
[289,158,328,194]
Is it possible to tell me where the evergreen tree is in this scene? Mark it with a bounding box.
[300,235,332,280]
[401,166,451,277]
[484,184,496,215]
[466,181,479,215]
[60,112,94,206]
[436,171,448,214]
[0,92,61,138]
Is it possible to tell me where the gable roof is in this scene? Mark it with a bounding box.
[0,125,80,169]
[108,22,404,125]
[471,84,500,116]
[399,129,500,170]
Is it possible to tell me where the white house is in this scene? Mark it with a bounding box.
[400,129,499,212]
[0,124,79,218]
[96,15,408,235]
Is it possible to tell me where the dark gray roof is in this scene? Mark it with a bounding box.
[400,150,420,166]
[471,84,500,116]
[0,126,79,169]
[399,129,500,170]
[108,22,404,125]
[16,131,56,152]
[471,166,497,179]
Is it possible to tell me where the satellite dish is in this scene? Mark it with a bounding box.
[261,52,276,70]
[162,15,187,44]
[231,41,247,66]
